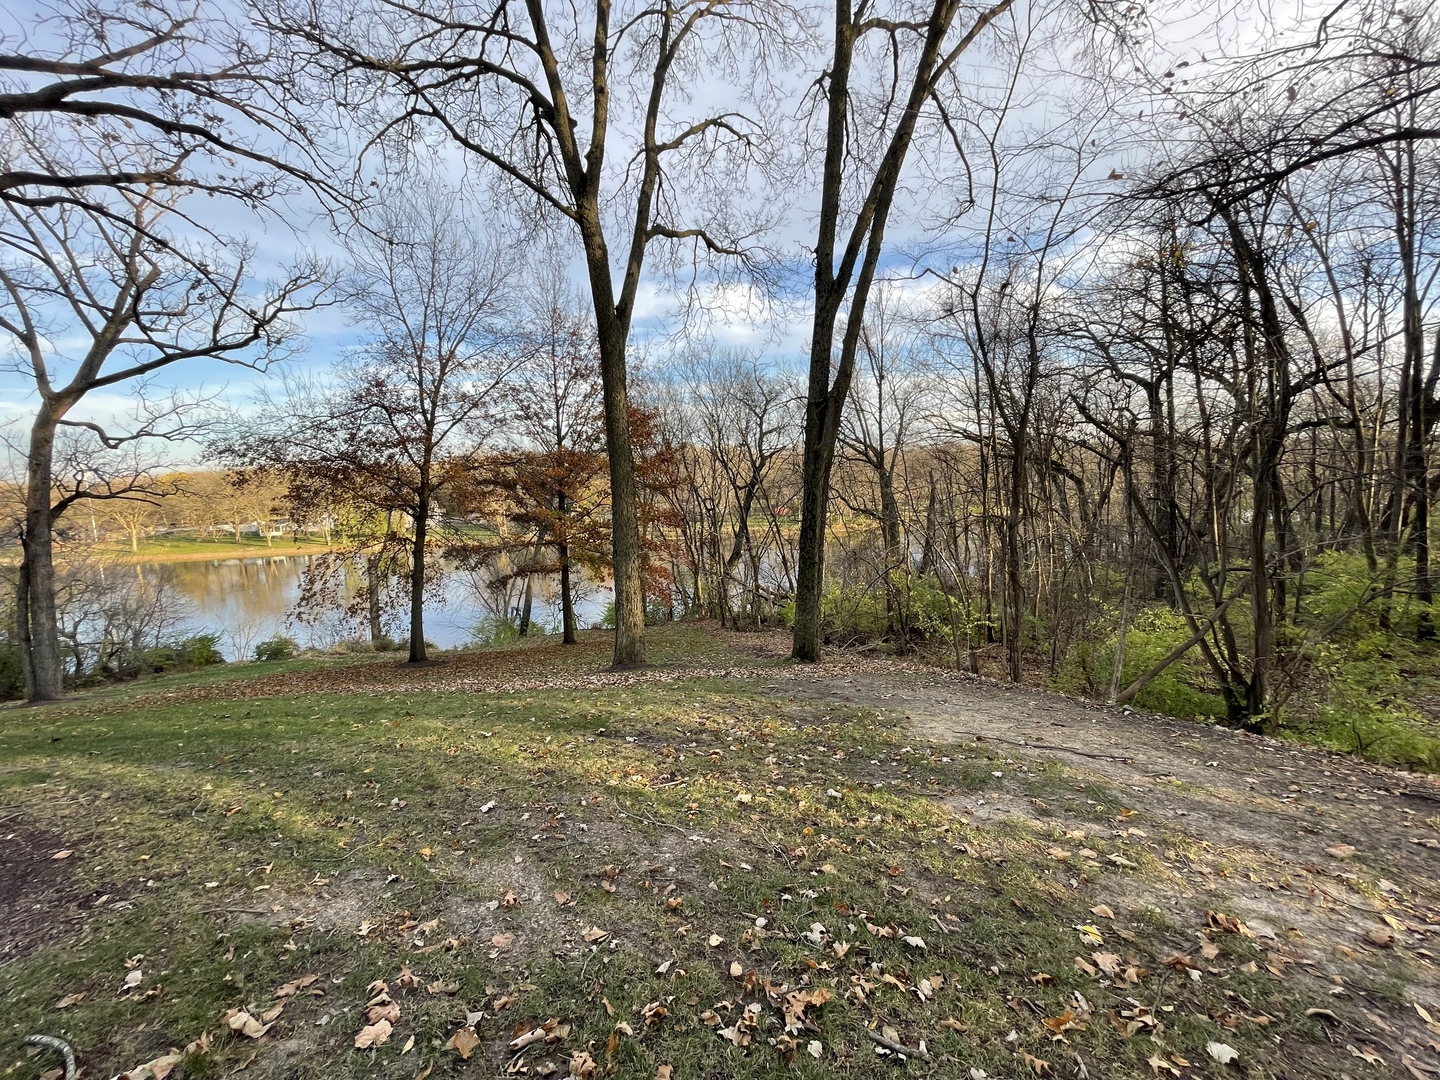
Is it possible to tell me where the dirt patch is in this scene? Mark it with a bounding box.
[784,663,1440,1039]
[0,817,83,964]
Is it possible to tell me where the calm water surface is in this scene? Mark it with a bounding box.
[140,555,610,660]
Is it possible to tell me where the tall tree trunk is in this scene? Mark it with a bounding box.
[366,551,384,645]
[794,0,1009,661]
[593,310,646,667]
[408,494,428,663]
[559,540,577,644]
[518,571,534,637]
[557,489,577,644]
[793,377,840,659]
[20,406,64,701]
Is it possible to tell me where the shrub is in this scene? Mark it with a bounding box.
[253,635,299,663]
[468,615,522,647]
[1303,635,1440,770]
[1055,605,1225,720]
[140,632,226,674]
[0,642,25,700]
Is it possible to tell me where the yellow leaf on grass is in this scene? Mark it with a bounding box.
[1147,1053,1181,1077]
[444,1027,481,1059]
[224,1008,272,1039]
[1021,1050,1051,1076]
[356,1018,393,1049]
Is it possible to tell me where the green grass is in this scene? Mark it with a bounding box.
[0,628,1383,1078]
[113,533,335,559]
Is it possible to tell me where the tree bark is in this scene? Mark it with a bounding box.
[593,317,647,665]
[408,495,428,663]
[365,551,384,645]
[19,405,65,701]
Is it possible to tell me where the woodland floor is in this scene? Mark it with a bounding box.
[1,623,1438,1080]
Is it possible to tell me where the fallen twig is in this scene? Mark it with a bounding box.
[617,808,711,843]
[863,1027,931,1062]
[961,732,1133,763]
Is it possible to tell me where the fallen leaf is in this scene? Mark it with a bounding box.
[1206,1041,1239,1064]
[1042,1009,1085,1033]
[1021,1049,1052,1076]
[1325,844,1357,860]
[274,974,320,998]
[1347,1044,1385,1066]
[569,1049,597,1078]
[1092,951,1121,976]
[582,927,609,944]
[938,1017,968,1033]
[491,933,515,949]
[1091,904,1115,920]
[1147,1053,1181,1077]
[444,1027,481,1059]
[782,987,832,1033]
[56,992,86,1008]
[51,850,73,860]
[224,1008,272,1039]
[355,1018,393,1049]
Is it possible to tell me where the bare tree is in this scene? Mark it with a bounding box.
[220,188,515,662]
[268,0,793,667]
[0,188,323,701]
[1,0,339,225]
[790,0,1019,661]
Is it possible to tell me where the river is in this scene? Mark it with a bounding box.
[137,555,612,660]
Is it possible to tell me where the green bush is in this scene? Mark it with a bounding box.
[468,615,523,647]
[253,635,299,663]
[0,641,25,700]
[141,632,226,674]
[1303,635,1440,770]
[1056,605,1225,720]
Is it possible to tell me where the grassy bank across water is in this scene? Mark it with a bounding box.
[1,625,1435,1079]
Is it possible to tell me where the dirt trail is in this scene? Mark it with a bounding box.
[805,663,1440,892]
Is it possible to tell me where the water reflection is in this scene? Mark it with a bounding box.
[141,555,611,660]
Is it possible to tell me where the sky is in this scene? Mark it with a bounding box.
[0,0,1306,462]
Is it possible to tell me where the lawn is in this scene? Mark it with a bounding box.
[106,534,336,563]
[0,626,1420,1078]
